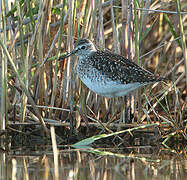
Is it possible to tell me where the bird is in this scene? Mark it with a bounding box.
[59,39,166,98]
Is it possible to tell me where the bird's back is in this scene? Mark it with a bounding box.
[79,50,163,84]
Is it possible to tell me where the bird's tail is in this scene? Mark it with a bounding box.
[156,76,168,82]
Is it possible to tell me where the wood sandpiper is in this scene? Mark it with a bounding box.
[59,39,166,98]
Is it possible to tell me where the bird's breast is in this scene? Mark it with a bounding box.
[76,61,143,97]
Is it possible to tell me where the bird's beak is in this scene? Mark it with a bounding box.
[58,49,77,61]
[58,52,72,61]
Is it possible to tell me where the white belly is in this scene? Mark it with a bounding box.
[76,63,147,98]
[79,75,143,98]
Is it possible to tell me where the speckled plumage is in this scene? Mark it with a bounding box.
[59,39,165,97]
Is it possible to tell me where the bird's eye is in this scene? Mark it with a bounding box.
[81,45,86,49]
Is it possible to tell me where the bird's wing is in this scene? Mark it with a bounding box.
[91,51,161,84]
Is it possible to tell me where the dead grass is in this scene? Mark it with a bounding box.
[0,0,186,141]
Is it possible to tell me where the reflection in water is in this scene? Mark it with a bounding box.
[1,146,187,180]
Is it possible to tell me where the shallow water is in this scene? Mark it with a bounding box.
[1,145,186,180]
